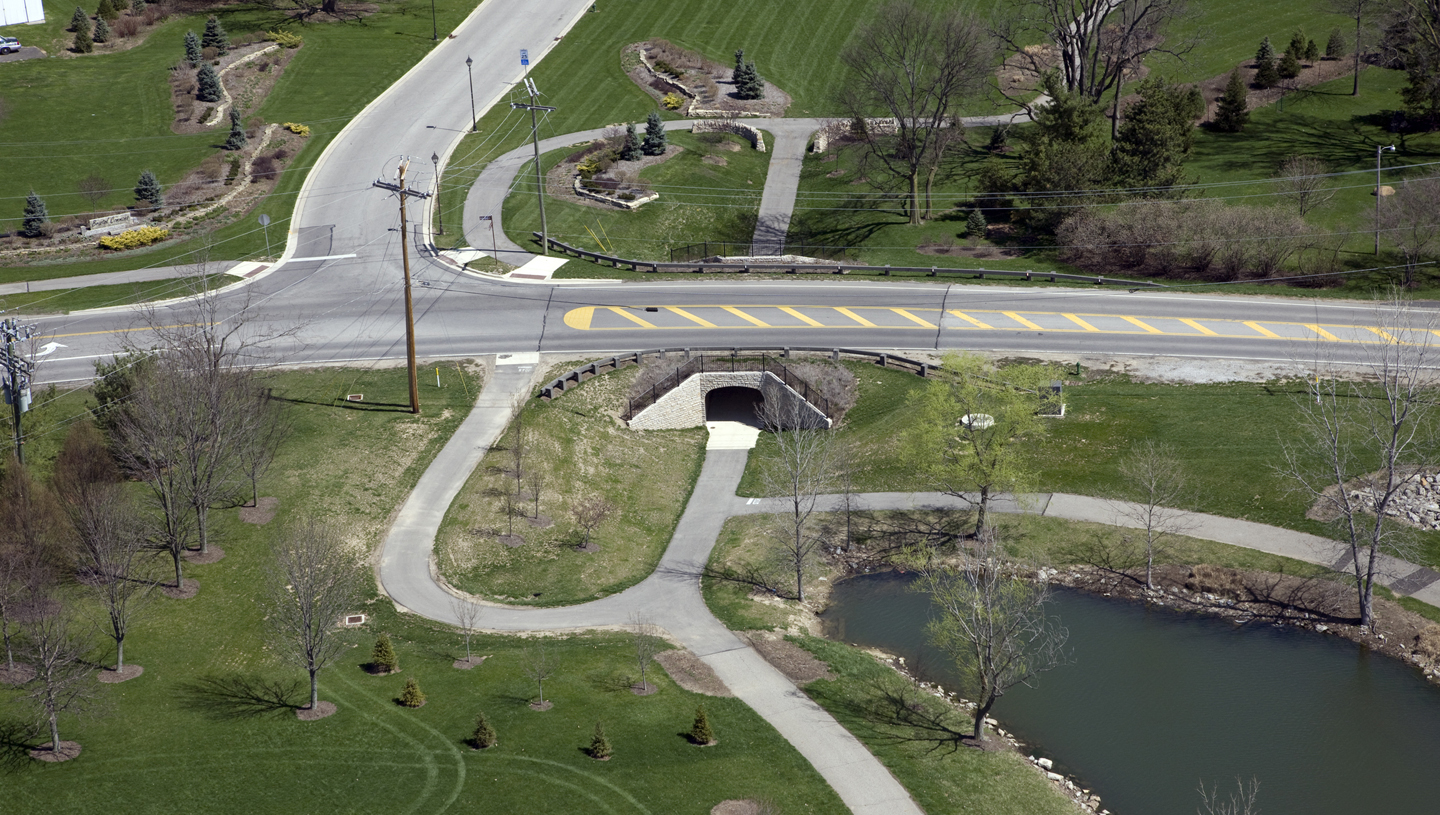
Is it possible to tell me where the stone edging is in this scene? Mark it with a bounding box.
[571,176,658,210]
[203,44,281,127]
[691,120,766,152]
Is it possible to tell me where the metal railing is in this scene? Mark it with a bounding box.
[534,233,1163,287]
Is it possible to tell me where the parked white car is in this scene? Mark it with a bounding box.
[0,37,20,55]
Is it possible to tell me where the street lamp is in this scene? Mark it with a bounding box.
[466,56,477,133]
[432,151,443,236]
[1376,143,1396,255]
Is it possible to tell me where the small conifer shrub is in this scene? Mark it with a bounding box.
[469,712,497,749]
[689,705,716,745]
[21,191,49,238]
[371,633,399,674]
[587,722,612,759]
[398,677,426,707]
[184,30,202,65]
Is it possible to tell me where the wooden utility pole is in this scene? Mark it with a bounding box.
[511,77,557,256]
[397,160,420,414]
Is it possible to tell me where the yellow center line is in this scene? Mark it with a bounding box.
[1178,318,1218,336]
[777,306,825,327]
[1062,313,1100,332]
[1121,315,1162,334]
[834,307,877,327]
[1244,321,1282,339]
[1366,326,1400,343]
[721,306,770,327]
[891,308,937,329]
[607,307,656,329]
[1306,324,1340,342]
[947,310,994,329]
[664,306,716,328]
[1002,311,1046,331]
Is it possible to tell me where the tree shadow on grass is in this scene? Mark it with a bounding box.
[0,717,39,774]
[267,394,416,413]
[179,673,306,720]
[806,674,975,757]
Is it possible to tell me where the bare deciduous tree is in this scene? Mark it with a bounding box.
[19,603,97,757]
[450,597,482,662]
[235,385,288,508]
[570,497,613,551]
[1280,294,1436,630]
[1113,439,1193,590]
[77,174,108,212]
[265,518,360,713]
[0,460,63,674]
[758,395,834,602]
[1375,177,1440,288]
[839,0,994,223]
[1326,0,1380,95]
[630,613,662,692]
[523,641,557,707]
[0,533,50,678]
[61,478,153,673]
[1275,155,1337,217]
[923,528,1068,742]
[1197,777,1261,815]
[527,467,545,520]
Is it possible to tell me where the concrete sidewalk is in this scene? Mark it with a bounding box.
[0,261,246,296]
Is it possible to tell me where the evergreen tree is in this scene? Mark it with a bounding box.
[202,15,228,54]
[1213,69,1250,133]
[134,169,163,208]
[620,123,640,161]
[20,191,49,238]
[587,722,612,759]
[1254,57,1280,89]
[736,61,764,100]
[196,63,222,103]
[184,30,201,65]
[131,0,145,15]
[1326,28,1346,59]
[1012,72,1112,230]
[1286,31,1306,59]
[370,633,398,673]
[1278,50,1301,79]
[965,208,986,239]
[1112,77,1203,191]
[70,6,88,31]
[1304,39,1319,63]
[732,48,745,84]
[1255,36,1274,65]
[398,677,425,707]
[224,108,247,151]
[73,26,93,53]
[97,0,118,21]
[469,711,497,749]
[93,16,110,43]
[642,111,666,156]
[689,705,715,745]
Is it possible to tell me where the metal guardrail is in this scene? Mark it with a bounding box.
[533,233,1164,287]
[538,346,937,403]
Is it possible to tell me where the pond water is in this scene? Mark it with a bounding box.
[822,573,1440,815]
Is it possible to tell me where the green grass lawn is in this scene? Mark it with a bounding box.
[0,273,233,314]
[0,362,849,813]
[436,362,705,606]
[1151,0,1351,83]
[499,131,769,262]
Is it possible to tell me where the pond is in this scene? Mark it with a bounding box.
[822,573,1440,815]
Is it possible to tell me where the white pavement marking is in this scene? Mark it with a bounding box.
[508,256,569,280]
[705,421,761,450]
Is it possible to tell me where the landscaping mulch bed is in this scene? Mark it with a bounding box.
[170,42,299,135]
[527,514,554,529]
[240,496,280,525]
[529,700,554,711]
[655,649,734,697]
[630,680,657,696]
[739,632,837,684]
[29,741,81,763]
[97,664,144,684]
[622,40,791,117]
[499,534,526,548]
[161,578,200,600]
[712,800,766,815]
[544,142,683,211]
[0,663,36,685]
[918,243,1023,259]
[1192,56,1361,122]
[296,701,337,721]
[184,545,225,564]
[452,655,487,670]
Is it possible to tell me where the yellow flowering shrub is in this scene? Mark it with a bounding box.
[283,122,311,137]
[662,93,684,111]
[266,29,303,48]
[98,226,170,250]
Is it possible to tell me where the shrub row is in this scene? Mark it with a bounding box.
[98,226,169,250]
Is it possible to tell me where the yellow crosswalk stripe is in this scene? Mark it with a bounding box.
[1306,324,1340,342]
[721,306,770,327]
[892,308,937,328]
[1179,318,1218,336]
[834,307,877,327]
[1366,326,1400,343]
[1003,311,1045,331]
[947,310,994,329]
[563,307,595,330]
[664,306,716,328]
[1062,313,1100,332]
[608,307,656,328]
[778,306,825,327]
[1121,315,1162,334]
[1244,321,1282,339]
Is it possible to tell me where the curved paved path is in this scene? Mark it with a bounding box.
[380,356,1440,814]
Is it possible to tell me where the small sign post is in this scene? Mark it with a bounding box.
[520,49,529,67]
[258,213,272,259]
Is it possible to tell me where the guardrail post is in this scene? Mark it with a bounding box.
[919,363,929,378]
[930,267,937,277]
[1049,272,1056,282]
[1025,271,1032,281]
[783,347,790,359]
[1097,275,1104,285]
[878,353,888,368]
[835,265,844,275]
[884,265,891,276]
[684,347,692,360]
[831,348,840,362]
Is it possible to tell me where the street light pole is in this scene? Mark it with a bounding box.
[432,151,443,236]
[1376,143,1396,255]
[466,57,477,133]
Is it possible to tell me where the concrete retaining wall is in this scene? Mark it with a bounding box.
[628,371,828,430]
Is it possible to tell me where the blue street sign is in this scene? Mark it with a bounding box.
[520,49,529,66]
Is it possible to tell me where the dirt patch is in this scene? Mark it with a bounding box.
[630,681,657,696]
[97,664,144,684]
[0,663,35,685]
[703,155,729,166]
[499,534,526,548]
[161,578,200,600]
[575,541,599,554]
[240,496,280,525]
[30,742,81,762]
[739,632,837,684]
[826,168,845,178]
[184,545,225,564]
[529,700,554,711]
[655,649,734,697]
[712,801,767,815]
[527,514,554,529]
[1194,56,1360,123]
[296,701,337,721]
[452,655,488,670]
[917,243,1023,259]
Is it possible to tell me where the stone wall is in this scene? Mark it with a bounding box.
[571,176,659,210]
[811,118,900,153]
[628,371,828,430]
[691,120,767,152]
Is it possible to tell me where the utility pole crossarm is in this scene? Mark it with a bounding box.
[513,75,556,256]
[372,179,432,198]
[0,319,37,464]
